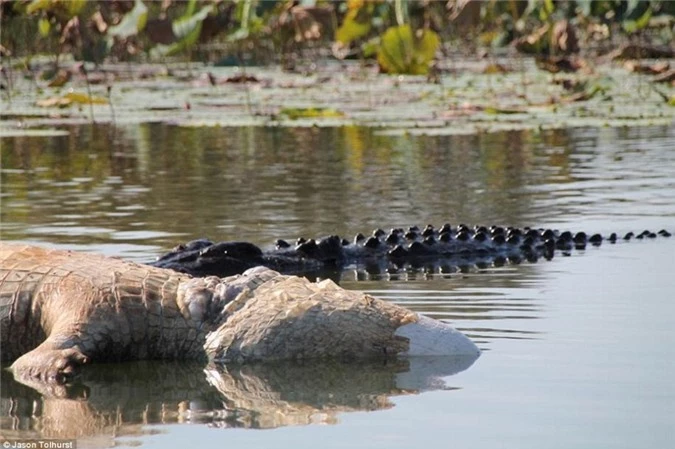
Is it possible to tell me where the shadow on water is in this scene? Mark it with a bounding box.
[1,355,478,438]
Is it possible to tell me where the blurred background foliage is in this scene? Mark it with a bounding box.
[0,0,673,75]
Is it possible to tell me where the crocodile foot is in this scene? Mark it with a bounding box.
[10,345,89,385]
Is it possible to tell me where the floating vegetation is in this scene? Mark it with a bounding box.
[0,56,669,134]
[0,2,673,134]
[279,107,345,120]
[36,90,109,108]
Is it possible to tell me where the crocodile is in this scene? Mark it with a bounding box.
[0,242,479,386]
[150,223,673,278]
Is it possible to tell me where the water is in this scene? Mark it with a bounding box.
[1,124,674,448]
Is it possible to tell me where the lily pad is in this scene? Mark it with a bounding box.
[37,91,109,108]
[279,107,345,120]
[377,25,439,75]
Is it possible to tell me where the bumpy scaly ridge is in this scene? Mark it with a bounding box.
[204,274,417,363]
[151,224,672,278]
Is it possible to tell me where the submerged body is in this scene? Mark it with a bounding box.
[0,243,479,385]
[151,223,672,278]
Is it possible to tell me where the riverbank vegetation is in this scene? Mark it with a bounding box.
[2,1,673,72]
[0,1,673,132]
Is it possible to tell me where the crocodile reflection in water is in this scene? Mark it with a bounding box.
[0,357,477,439]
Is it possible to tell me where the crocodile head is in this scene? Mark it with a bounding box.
[153,240,266,277]
[202,269,480,363]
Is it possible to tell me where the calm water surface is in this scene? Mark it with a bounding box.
[1,124,674,448]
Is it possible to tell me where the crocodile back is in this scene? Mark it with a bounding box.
[0,243,193,362]
[0,243,61,361]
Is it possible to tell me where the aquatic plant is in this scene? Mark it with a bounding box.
[2,1,672,70]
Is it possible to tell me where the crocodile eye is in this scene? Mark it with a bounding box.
[275,239,290,249]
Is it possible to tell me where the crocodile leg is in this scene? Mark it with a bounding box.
[10,337,89,384]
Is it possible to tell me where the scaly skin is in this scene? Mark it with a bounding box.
[0,243,273,383]
[204,274,416,363]
[150,224,673,278]
[1,242,479,386]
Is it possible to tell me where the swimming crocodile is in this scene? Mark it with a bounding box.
[150,223,672,278]
[0,243,479,386]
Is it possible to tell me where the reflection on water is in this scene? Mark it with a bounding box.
[1,124,675,448]
[0,356,477,441]
[2,124,673,261]
[345,265,547,349]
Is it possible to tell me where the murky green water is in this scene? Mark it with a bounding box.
[1,124,674,448]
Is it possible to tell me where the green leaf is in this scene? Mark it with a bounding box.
[236,0,254,31]
[394,0,408,26]
[622,5,652,34]
[622,20,637,33]
[335,3,372,45]
[361,36,380,58]
[539,0,555,22]
[173,4,212,42]
[151,4,213,57]
[27,0,86,16]
[63,91,108,105]
[36,91,108,108]
[336,14,371,44]
[66,0,86,16]
[625,0,643,18]
[184,0,197,18]
[175,4,213,50]
[26,0,52,14]
[227,28,250,42]
[107,0,148,40]
[279,107,344,120]
[38,17,51,37]
[484,106,526,115]
[376,25,439,75]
